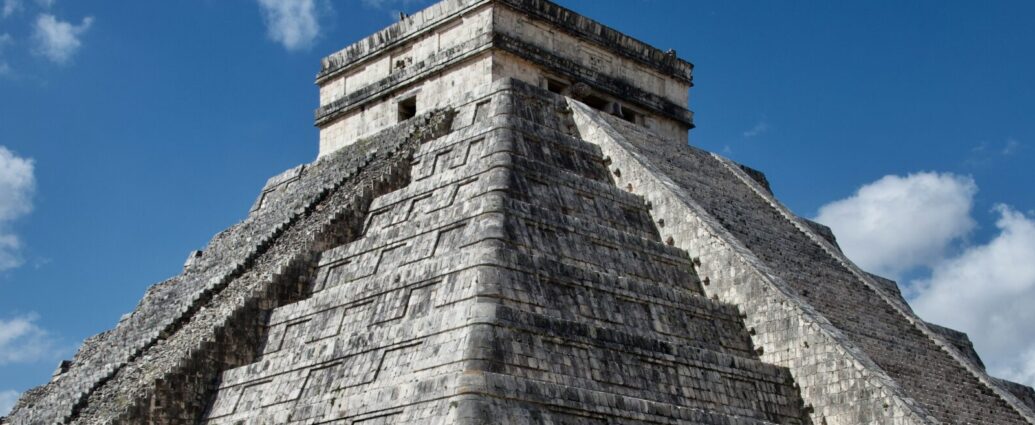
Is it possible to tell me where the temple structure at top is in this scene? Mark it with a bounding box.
[314,0,694,155]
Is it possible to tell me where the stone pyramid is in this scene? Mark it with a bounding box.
[5,1,1035,424]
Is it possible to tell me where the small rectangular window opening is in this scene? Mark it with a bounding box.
[546,78,569,95]
[398,96,417,121]
[619,105,641,124]
[583,94,609,112]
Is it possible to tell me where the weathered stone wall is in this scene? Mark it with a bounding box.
[2,110,455,425]
[10,66,1034,425]
[203,85,508,424]
[9,0,1033,420]
[490,5,693,141]
[199,79,808,424]
[569,98,1035,424]
[318,52,494,154]
[922,322,1035,413]
[318,0,486,82]
[317,0,692,92]
[318,2,494,109]
[315,0,694,157]
[451,82,803,424]
[489,47,691,144]
[710,151,1035,424]
[996,379,1035,413]
[570,99,933,425]
[490,5,689,105]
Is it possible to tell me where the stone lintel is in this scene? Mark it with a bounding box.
[316,0,693,86]
[316,0,487,84]
[313,35,695,130]
[492,34,695,128]
[495,0,693,84]
[314,37,494,128]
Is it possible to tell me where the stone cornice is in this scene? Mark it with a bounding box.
[315,34,494,127]
[316,0,694,86]
[495,0,693,85]
[317,0,487,85]
[314,33,694,129]
[493,33,694,127]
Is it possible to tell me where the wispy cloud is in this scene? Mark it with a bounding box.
[742,118,769,138]
[2,0,20,18]
[966,138,1023,166]
[0,389,18,417]
[0,146,34,271]
[815,172,976,278]
[1002,138,1022,156]
[31,13,92,64]
[0,33,12,77]
[0,313,59,365]
[1,0,56,18]
[0,313,62,415]
[256,0,325,51]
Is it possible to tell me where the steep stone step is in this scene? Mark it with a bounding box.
[476,308,804,424]
[483,246,758,358]
[193,81,811,425]
[575,100,1032,424]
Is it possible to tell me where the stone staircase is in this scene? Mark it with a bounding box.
[199,81,810,424]
[571,99,1033,425]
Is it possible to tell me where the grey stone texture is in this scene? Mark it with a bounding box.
[6,0,1035,423]
[568,97,1035,424]
[4,110,456,424]
[315,0,694,128]
[199,81,809,425]
[994,379,1035,413]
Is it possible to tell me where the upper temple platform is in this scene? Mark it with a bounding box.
[314,0,695,156]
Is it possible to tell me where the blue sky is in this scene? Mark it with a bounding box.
[1,0,1034,413]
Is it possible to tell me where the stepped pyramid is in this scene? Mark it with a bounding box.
[6,0,1035,424]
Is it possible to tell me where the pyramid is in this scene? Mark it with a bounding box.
[5,1,1035,424]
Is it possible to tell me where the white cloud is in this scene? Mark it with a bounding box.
[910,205,1035,386]
[31,13,92,64]
[815,172,976,278]
[0,313,57,365]
[742,119,769,138]
[256,0,323,51]
[0,33,12,76]
[966,138,1023,166]
[0,146,34,271]
[2,0,55,18]
[0,389,18,416]
[1002,138,1022,156]
[2,0,20,18]
[817,171,1035,386]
